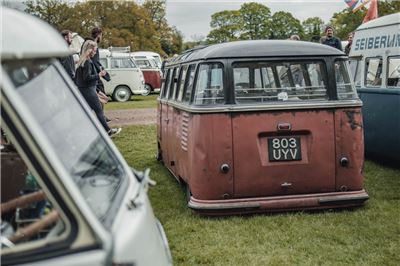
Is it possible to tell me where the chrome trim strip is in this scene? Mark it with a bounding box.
[188,190,368,211]
[158,99,362,114]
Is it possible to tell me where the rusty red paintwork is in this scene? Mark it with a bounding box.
[158,106,367,215]
[142,69,161,91]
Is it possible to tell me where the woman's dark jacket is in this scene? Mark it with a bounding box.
[75,59,98,89]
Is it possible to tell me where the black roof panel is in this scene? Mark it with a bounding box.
[170,40,345,64]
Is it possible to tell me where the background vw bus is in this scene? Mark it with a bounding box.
[132,55,162,96]
[349,13,400,165]
[99,49,147,102]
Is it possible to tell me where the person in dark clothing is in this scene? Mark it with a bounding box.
[90,27,111,92]
[59,30,75,81]
[75,40,121,137]
[320,26,342,51]
[86,27,112,122]
[344,32,354,55]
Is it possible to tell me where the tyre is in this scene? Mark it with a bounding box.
[141,83,152,96]
[184,183,192,204]
[112,86,132,102]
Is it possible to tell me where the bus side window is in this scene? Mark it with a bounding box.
[387,56,400,87]
[100,59,108,69]
[111,58,120,69]
[161,69,171,99]
[176,65,188,101]
[193,63,224,105]
[365,57,383,87]
[168,67,179,99]
[1,133,69,256]
[182,64,196,103]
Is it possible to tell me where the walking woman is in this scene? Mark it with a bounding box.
[75,40,121,137]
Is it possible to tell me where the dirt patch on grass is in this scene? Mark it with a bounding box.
[105,108,156,127]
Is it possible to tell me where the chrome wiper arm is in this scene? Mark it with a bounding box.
[127,168,156,210]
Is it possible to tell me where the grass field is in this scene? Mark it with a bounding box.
[114,125,400,266]
[105,94,158,110]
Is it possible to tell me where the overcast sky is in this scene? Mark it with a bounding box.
[3,0,350,41]
[165,0,349,41]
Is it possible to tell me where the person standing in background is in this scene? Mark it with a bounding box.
[344,32,354,55]
[320,26,342,51]
[59,30,76,81]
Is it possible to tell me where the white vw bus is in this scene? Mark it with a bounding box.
[1,8,172,265]
[99,49,147,102]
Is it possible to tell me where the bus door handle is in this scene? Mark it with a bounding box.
[164,118,169,123]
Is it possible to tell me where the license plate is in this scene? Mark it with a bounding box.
[268,137,301,161]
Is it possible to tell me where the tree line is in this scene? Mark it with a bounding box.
[24,0,182,57]
[205,1,400,45]
[22,0,400,55]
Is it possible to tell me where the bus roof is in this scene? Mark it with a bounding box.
[356,13,400,31]
[169,40,345,65]
[1,7,70,60]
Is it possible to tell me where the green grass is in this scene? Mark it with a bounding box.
[105,94,158,110]
[114,125,400,266]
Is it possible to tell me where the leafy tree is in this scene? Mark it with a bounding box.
[330,7,365,40]
[302,17,324,42]
[143,0,182,56]
[24,0,173,55]
[143,0,167,31]
[239,2,271,40]
[25,0,71,31]
[330,0,400,40]
[207,10,242,43]
[270,11,303,40]
[160,27,183,55]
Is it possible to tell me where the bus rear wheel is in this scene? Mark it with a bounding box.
[141,84,152,96]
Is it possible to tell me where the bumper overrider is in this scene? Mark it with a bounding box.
[188,190,369,215]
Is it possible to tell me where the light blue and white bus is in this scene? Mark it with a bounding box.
[349,13,400,165]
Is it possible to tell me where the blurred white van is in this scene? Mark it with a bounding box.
[1,7,172,265]
[99,49,147,102]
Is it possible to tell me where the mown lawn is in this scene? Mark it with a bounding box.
[105,94,158,110]
[114,125,400,266]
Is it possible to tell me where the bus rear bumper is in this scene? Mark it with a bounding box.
[188,190,369,215]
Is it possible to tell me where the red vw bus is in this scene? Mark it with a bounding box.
[157,40,368,215]
[133,55,162,95]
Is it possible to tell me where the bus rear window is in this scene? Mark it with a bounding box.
[233,61,328,104]
[335,59,358,100]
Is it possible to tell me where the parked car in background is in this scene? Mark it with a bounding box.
[99,49,147,102]
[1,8,172,265]
[131,51,163,69]
[158,40,369,215]
[348,13,400,165]
[133,55,162,95]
